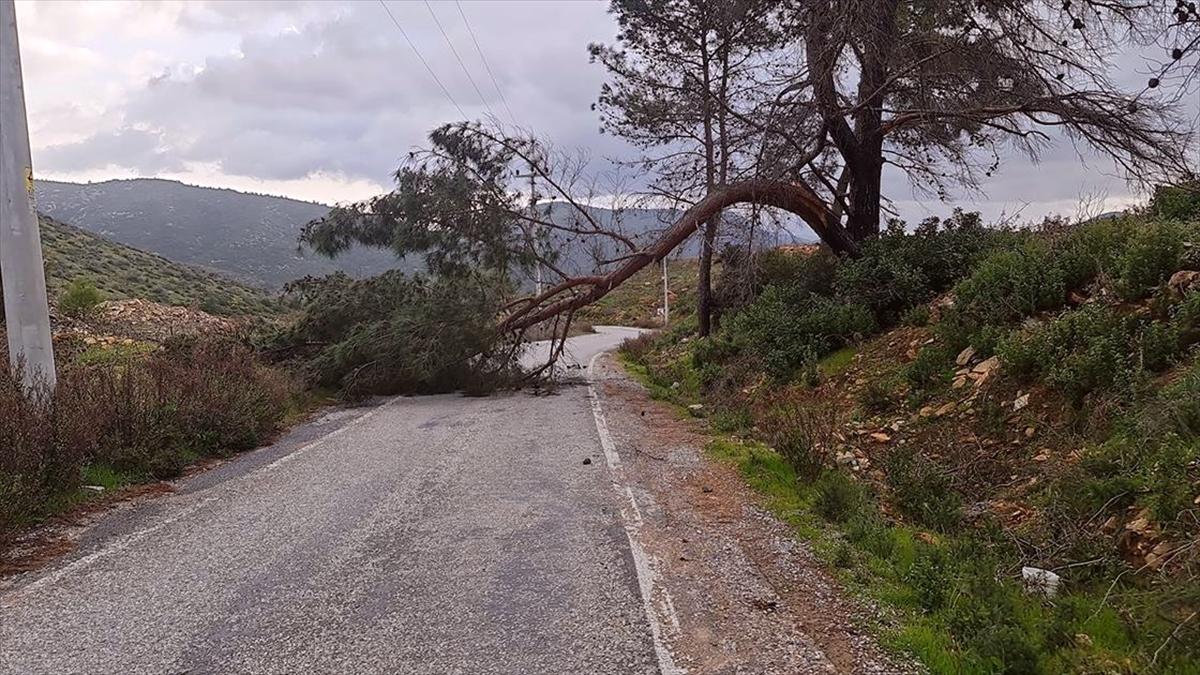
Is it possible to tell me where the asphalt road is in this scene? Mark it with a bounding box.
[0,326,658,674]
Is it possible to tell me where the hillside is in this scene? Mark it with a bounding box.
[39,214,277,316]
[621,208,1200,672]
[34,178,403,288]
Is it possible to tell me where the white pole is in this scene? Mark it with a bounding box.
[1,0,56,393]
[661,257,669,326]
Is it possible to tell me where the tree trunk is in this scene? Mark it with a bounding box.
[697,215,718,335]
[502,179,856,332]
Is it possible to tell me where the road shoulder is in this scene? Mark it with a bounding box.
[591,353,911,674]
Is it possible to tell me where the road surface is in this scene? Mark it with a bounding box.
[1,326,660,674]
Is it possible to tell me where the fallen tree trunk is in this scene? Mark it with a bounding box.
[502,179,852,332]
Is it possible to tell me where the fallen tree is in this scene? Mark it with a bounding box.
[499,178,851,332]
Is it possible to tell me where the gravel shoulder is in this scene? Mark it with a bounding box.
[591,353,914,674]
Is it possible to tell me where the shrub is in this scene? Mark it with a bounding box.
[763,402,833,480]
[834,211,1006,321]
[814,470,867,523]
[886,447,962,532]
[905,344,955,398]
[727,286,875,381]
[58,279,104,318]
[952,241,1066,328]
[999,305,1136,404]
[756,247,839,297]
[1152,180,1200,221]
[1111,221,1188,300]
[1,336,296,541]
[900,304,931,327]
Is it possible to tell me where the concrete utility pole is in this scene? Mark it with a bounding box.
[515,165,542,295]
[1,0,56,392]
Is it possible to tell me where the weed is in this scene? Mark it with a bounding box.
[886,447,962,532]
[58,279,104,319]
[814,470,867,523]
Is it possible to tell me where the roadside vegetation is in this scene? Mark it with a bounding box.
[620,190,1200,673]
[0,336,301,545]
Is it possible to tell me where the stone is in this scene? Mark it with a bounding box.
[1013,393,1030,411]
[1022,567,1062,598]
[935,402,957,417]
[869,432,892,443]
[687,404,705,417]
[972,356,1000,375]
[955,346,976,367]
[1168,270,1199,298]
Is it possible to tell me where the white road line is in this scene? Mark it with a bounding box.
[587,352,686,675]
[2,397,400,603]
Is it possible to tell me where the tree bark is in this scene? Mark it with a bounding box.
[697,29,718,337]
[502,179,856,332]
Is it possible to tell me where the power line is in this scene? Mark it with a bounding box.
[454,0,518,126]
[423,0,497,121]
[376,0,467,120]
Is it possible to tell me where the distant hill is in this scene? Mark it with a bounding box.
[39,215,278,316]
[34,178,402,288]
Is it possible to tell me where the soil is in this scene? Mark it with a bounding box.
[592,354,914,674]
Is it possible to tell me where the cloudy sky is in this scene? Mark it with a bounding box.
[14,0,1199,226]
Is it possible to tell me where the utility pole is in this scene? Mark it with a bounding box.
[514,164,541,295]
[1,0,56,393]
[661,256,669,326]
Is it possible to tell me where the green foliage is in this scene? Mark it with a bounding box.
[834,211,1007,321]
[756,247,838,296]
[886,448,962,532]
[1111,221,1188,300]
[58,279,104,318]
[814,470,867,523]
[1152,180,1200,221]
[726,285,875,381]
[999,292,1200,404]
[900,303,931,327]
[951,240,1066,328]
[273,270,519,398]
[905,344,955,399]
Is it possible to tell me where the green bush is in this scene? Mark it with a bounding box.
[58,279,104,318]
[886,448,962,532]
[272,271,519,397]
[951,240,1066,328]
[834,211,1008,321]
[1112,221,1190,300]
[814,470,867,523]
[756,247,838,296]
[999,305,1135,404]
[727,286,875,381]
[1152,181,1200,221]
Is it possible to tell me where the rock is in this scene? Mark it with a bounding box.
[82,485,105,493]
[687,404,705,417]
[935,402,957,417]
[670,381,681,390]
[1022,566,1062,598]
[1032,450,1050,462]
[1168,270,1200,298]
[955,346,976,367]
[582,457,592,465]
[1024,426,1036,438]
[1013,393,1030,411]
[919,405,936,418]
[835,451,856,466]
[869,432,892,443]
[972,356,1000,375]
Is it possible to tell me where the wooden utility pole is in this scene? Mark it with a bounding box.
[1,0,56,392]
